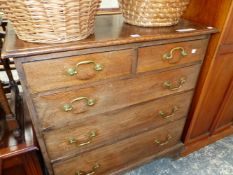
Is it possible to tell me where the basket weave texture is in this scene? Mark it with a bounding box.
[118,0,190,27]
[4,0,101,43]
[0,0,9,19]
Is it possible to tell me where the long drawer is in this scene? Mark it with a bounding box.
[137,39,208,73]
[44,91,193,160]
[53,119,186,175]
[23,49,134,93]
[34,64,201,130]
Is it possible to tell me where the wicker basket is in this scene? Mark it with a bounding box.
[118,0,190,27]
[0,0,9,19]
[4,0,101,43]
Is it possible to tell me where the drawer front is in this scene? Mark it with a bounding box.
[34,64,201,130]
[53,119,185,175]
[44,91,193,160]
[23,49,134,93]
[137,39,208,73]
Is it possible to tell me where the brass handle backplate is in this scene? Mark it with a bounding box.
[67,60,104,76]
[68,130,97,147]
[163,77,186,91]
[154,135,172,146]
[75,163,100,175]
[163,47,188,64]
[159,106,179,121]
[63,97,96,112]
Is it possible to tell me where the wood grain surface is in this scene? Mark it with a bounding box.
[44,91,193,160]
[222,8,233,45]
[1,14,216,175]
[212,77,233,132]
[2,15,216,59]
[34,64,201,130]
[137,39,208,73]
[182,0,233,155]
[0,82,12,115]
[53,119,186,175]
[189,52,233,139]
[23,49,134,93]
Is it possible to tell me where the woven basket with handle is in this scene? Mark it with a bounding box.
[4,0,101,43]
[118,0,190,27]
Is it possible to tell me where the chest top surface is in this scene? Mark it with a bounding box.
[1,14,217,59]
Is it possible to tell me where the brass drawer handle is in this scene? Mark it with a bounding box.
[67,60,104,76]
[68,130,97,147]
[163,77,186,91]
[154,135,172,146]
[159,106,179,121]
[63,97,96,112]
[75,163,100,175]
[163,47,188,64]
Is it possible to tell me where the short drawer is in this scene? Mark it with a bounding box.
[137,39,208,73]
[23,49,134,93]
[53,119,185,175]
[34,64,201,130]
[44,91,193,160]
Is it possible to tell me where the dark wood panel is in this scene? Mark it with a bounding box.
[0,82,11,115]
[23,49,134,93]
[1,152,43,175]
[189,53,233,139]
[3,165,26,175]
[183,0,232,27]
[53,119,185,175]
[182,0,233,112]
[222,9,233,45]
[0,122,43,175]
[182,0,233,152]
[0,123,37,159]
[137,39,208,73]
[44,91,193,160]
[214,79,233,131]
[34,65,201,130]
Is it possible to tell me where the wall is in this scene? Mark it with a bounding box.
[100,0,119,8]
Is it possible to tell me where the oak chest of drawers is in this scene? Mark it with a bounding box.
[1,15,216,175]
